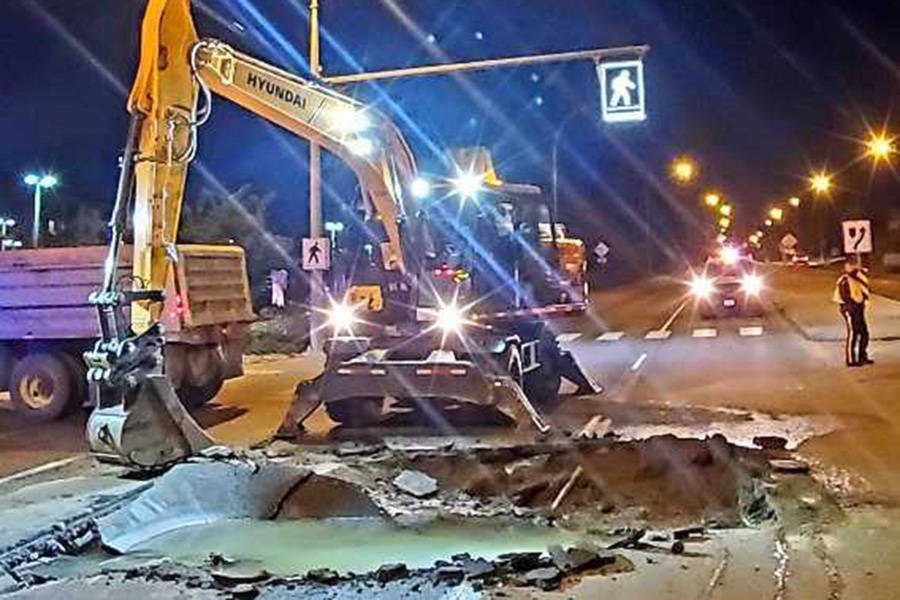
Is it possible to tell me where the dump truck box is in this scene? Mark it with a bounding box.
[0,245,254,421]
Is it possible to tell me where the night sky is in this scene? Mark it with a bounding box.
[2,0,900,267]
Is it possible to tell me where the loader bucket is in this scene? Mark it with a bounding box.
[87,374,215,469]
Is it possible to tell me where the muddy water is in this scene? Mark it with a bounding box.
[134,518,580,575]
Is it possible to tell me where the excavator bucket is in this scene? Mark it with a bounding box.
[87,374,215,469]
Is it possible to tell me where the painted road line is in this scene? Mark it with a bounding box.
[644,330,672,340]
[630,352,649,371]
[0,456,81,488]
[556,332,581,343]
[596,331,625,342]
[692,327,718,338]
[659,298,689,333]
[739,325,764,337]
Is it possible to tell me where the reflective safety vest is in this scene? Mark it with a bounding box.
[833,270,870,305]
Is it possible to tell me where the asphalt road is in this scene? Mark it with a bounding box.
[3,266,900,504]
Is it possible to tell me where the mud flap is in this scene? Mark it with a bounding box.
[87,374,214,469]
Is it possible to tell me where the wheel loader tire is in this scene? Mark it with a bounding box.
[9,352,75,422]
[325,397,383,427]
[177,374,224,409]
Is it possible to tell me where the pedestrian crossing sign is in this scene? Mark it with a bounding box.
[598,59,647,123]
[302,237,330,271]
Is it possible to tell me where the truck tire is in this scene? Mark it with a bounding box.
[9,353,75,422]
[177,375,224,409]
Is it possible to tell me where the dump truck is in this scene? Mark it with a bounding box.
[0,245,253,421]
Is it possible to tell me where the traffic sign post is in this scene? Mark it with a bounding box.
[842,219,872,267]
[302,237,331,271]
[597,59,647,123]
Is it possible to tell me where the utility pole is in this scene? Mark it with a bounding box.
[308,0,324,351]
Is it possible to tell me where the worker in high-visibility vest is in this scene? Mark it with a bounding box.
[834,259,872,366]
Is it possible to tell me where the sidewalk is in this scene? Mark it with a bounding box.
[768,266,900,341]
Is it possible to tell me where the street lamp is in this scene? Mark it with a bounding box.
[670,156,698,185]
[768,207,784,222]
[704,192,721,208]
[23,173,58,248]
[788,196,801,208]
[809,172,832,195]
[324,221,345,246]
[764,218,774,227]
[866,133,894,163]
[719,204,733,217]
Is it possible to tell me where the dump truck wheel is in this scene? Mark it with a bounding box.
[9,352,75,422]
[177,374,224,409]
[326,397,383,427]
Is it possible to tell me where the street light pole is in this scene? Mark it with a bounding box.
[31,185,43,248]
[308,0,324,351]
[24,173,57,248]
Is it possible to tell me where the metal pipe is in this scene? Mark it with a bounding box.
[324,45,649,85]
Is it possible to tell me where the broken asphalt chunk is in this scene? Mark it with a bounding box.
[607,528,646,550]
[548,544,615,574]
[521,566,562,591]
[496,551,544,573]
[392,470,439,498]
[306,568,341,585]
[434,566,465,585]
[375,563,408,583]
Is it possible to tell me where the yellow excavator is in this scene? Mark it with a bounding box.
[86,0,599,469]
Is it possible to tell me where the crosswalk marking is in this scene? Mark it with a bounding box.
[739,325,764,337]
[556,332,581,343]
[644,330,672,340]
[596,331,625,342]
[692,327,718,338]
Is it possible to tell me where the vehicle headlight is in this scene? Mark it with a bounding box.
[690,276,714,298]
[435,302,466,334]
[327,301,358,332]
[742,274,763,295]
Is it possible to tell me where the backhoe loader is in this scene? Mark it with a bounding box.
[85,0,599,469]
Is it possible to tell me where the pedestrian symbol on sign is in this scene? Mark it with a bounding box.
[302,237,330,271]
[610,70,637,107]
[598,59,647,123]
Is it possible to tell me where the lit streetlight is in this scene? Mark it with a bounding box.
[704,193,721,208]
[671,156,698,185]
[809,171,832,195]
[866,133,894,162]
[719,204,733,217]
[23,173,58,248]
[788,196,801,208]
[764,218,774,227]
[324,220,345,246]
[718,216,731,230]
[768,207,784,222]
